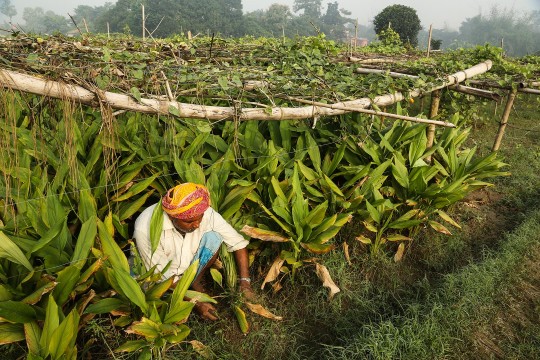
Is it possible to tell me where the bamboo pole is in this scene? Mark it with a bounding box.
[142,5,145,41]
[287,96,455,127]
[427,24,433,57]
[492,88,518,152]
[0,60,492,122]
[468,80,540,95]
[354,19,358,51]
[426,90,441,162]
[355,67,501,101]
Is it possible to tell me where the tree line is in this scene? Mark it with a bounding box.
[1,1,539,56]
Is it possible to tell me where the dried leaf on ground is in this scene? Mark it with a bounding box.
[261,256,285,290]
[394,242,405,262]
[343,242,352,265]
[189,340,212,359]
[245,302,283,321]
[315,263,340,300]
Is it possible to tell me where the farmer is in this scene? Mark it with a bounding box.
[133,182,254,320]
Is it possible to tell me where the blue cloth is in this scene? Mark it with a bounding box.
[190,231,223,279]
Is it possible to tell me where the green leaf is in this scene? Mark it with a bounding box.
[0,323,24,345]
[233,305,249,334]
[84,298,125,315]
[0,231,33,271]
[168,260,198,313]
[30,217,66,254]
[145,277,174,301]
[130,87,142,102]
[365,201,381,224]
[40,295,59,353]
[72,216,97,268]
[163,324,190,344]
[149,204,164,255]
[24,322,42,356]
[112,268,149,314]
[304,201,328,228]
[429,221,452,235]
[185,290,217,304]
[0,301,36,323]
[98,217,129,272]
[437,210,462,229]
[210,268,223,288]
[118,190,155,221]
[48,309,80,360]
[52,265,81,306]
[164,301,195,324]
[305,132,321,171]
[115,340,148,353]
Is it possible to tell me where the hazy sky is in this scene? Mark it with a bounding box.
[12,0,540,31]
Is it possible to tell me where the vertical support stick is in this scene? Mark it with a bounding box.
[107,22,110,39]
[354,18,358,51]
[142,5,146,41]
[426,89,441,163]
[492,88,517,152]
[427,24,433,57]
[82,18,89,33]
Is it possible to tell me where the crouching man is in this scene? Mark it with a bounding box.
[133,182,254,320]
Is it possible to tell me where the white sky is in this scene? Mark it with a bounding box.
[11,0,540,31]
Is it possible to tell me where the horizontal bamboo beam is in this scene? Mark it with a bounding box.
[356,67,502,101]
[468,80,540,95]
[0,60,493,121]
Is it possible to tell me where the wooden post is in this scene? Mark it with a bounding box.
[354,18,358,51]
[142,5,145,40]
[82,18,89,33]
[492,88,518,151]
[426,89,441,163]
[107,22,110,39]
[427,24,433,57]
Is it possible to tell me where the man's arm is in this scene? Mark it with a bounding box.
[233,247,256,301]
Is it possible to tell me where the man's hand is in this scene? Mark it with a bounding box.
[194,302,219,321]
[239,280,257,303]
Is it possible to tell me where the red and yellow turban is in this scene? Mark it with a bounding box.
[162,183,210,220]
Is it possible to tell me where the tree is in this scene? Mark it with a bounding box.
[373,5,422,47]
[321,1,351,39]
[22,7,71,34]
[264,4,293,36]
[293,0,322,19]
[72,4,114,33]
[0,0,16,21]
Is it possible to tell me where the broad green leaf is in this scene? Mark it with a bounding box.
[115,340,148,353]
[125,317,160,339]
[112,268,149,314]
[220,184,257,219]
[185,290,217,304]
[0,301,36,323]
[40,295,59,353]
[145,277,174,301]
[149,204,164,255]
[48,309,79,360]
[300,242,336,254]
[52,265,81,306]
[118,190,155,221]
[305,132,321,171]
[72,216,97,268]
[112,173,160,202]
[233,305,249,334]
[322,174,344,197]
[24,322,42,356]
[387,234,412,241]
[312,226,341,244]
[98,218,129,272]
[30,217,66,254]
[270,177,287,203]
[163,301,195,324]
[168,260,198,313]
[355,235,372,244]
[84,298,125,314]
[0,231,33,271]
[365,201,381,224]
[0,323,24,345]
[22,282,57,305]
[391,156,409,189]
[163,324,190,344]
[210,268,223,287]
[304,201,328,228]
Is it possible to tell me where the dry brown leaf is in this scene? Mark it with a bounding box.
[240,225,289,242]
[211,258,223,270]
[261,256,285,290]
[343,242,352,265]
[272,281,283,293]
[245,302,283,321]
[189,340,212,359]
[315,263,340,300]
[394,242,405,262]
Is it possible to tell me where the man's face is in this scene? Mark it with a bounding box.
[171,214,204,233]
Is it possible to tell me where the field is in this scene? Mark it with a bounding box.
[0,34,539,359]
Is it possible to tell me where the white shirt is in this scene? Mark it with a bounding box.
[133,204,248,279]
